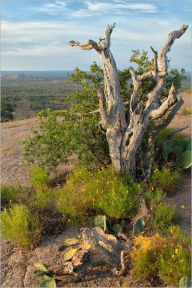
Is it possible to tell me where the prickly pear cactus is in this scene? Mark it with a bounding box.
[179,276,191,288]
[112,224,122,234]
[133,218,145,236]
[94,215,107,231]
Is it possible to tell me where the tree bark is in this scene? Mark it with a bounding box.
[68,24,188,176]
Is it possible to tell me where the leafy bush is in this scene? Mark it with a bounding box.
[30,166,49,188]
[130,233,165,279]
[32,187,53,210]
[151,168,182,194]
[130,227,191,286]
[87,167,141,219]
[55,166,141,220]
[55,166,90,219]
[145,187,166,208]
[24,80,110,172]
[159,226,191,286]
[1,204,40,247]
[1,184,31,207]
[152,204,180,231]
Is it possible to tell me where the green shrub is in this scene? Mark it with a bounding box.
[30,166,49,188]
[55,166,90,219]
[159,226,191,286]
[87,167,141,219]
[55,166,141,220]
[152,204,181,231]
[32,187,53,210]
[151,168,182,194]
[1,204,40,247]
[1,184,31,207]
[145,187,166,208]
[130,227,191,286]
[130,233,165,279]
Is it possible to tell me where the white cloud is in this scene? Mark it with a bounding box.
[2,16,191,70]
[36,0,158,17]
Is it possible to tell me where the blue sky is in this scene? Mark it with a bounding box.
[2,0,191,71]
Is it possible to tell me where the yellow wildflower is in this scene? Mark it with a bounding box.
[175,248,179,254]
[172,255,175,259]
[181,205,185,209]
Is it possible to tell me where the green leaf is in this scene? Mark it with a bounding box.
[179,276,191,288]
[63,238,79,246]
[94,215,107,231]
[34,263,48,272]
[176,151,192,169]
[112,224,123,234]
[40,279,56,288]
[63,248,78,261]
[133,218,145,236]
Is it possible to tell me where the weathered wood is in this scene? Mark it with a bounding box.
[68,24,188,176]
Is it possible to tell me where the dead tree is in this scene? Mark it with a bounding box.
[68,24,188,176]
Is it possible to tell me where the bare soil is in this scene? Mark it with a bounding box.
[1,93,191,287]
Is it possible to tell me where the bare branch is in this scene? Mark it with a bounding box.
[151,46,158,75]
[129,67,141,112]
[68,39,101,53]
[156,97,184,131]
[150,84,178,119]
[91,85,111,129]
[99,23,116,50]
[158,24,188,72]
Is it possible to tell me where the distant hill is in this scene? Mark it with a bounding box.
[1,71,74,81]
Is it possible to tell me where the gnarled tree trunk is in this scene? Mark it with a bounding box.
[68,24,188,176]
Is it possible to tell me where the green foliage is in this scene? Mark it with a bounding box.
[1,102,14,121]
[40,279,56,288]
[1,204,40,247]
[23,49,186,176]
[112,223,123,234]
[156,129,191,169]
[158,226,191,286]
[87,167,141,219]
[145,187,166,208]
[32,186,53,210]
[55,166,90,219]
[34,263,56,288]
[55,166,141,220]
[130,233,165,279]
[130,227,191,286]
[151,168,182,194]
[152,204,180,231]
[94,215,108,231]
[24,97,109,173]
[133,218,145,236]
[30,166,49,187]
[1,184,29,206]
[176,151,192,169]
